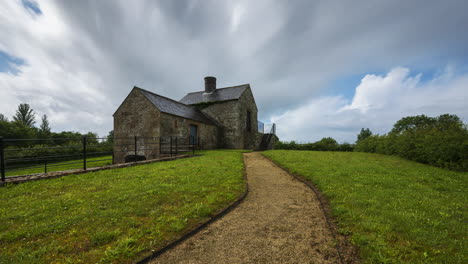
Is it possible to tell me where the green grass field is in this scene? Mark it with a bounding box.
[0,150,246,263]
[5,155,113,177]
[263,150,467,264]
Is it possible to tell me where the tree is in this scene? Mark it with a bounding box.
[0,120,36,140]
[355,114,468,171]
[13,103,36,127]
[84,132,98,144]
[0,113,7,122]
[315,137,338,151]
[357,128,372,142]
[106,130,114,144]
[390,115,435,134]
[39,114,51,133]
[37,114,51,138]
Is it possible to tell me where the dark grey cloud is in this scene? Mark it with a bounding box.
[1,0,467,139]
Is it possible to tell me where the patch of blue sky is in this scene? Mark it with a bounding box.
[324,74,363,101]
[0,51,26,75]
[323,63,468,101]
[22,0,42,15]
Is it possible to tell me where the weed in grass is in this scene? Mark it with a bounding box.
[90,230,121,246]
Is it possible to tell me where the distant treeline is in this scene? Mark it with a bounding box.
[0,103,112,143]
[275,138,354,152]
[355,114,468,171]
[0,103,113,161]
[276,113,468,171]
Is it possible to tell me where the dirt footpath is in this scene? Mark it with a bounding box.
[150,152,341,263]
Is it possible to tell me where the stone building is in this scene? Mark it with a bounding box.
[113,77,277,163]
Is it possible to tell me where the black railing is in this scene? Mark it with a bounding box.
[0,135,200,181]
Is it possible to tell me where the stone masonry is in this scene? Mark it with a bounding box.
[113,77,276,163]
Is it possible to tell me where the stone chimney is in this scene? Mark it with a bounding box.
[204,76,216,94]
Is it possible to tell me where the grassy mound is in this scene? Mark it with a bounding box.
[263,150,467,264]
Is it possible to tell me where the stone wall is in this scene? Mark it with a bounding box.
[238,88,261,149]
[114,85,264,162]
[159,113,219,149]
[113,89,161,163]
[200,100,242,148]
[199,87,261,149]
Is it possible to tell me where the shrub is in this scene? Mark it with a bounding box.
[355,114,468,171]
[275,138,354,152]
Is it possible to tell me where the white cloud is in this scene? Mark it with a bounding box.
[0,0,467,138]
[343,67,421,113]
[0,1,117,135]
[271,67,468,143]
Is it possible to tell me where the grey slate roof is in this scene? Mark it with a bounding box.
[179,84,249,105]
[136,87,218,126]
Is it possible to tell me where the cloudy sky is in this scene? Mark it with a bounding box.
[1,0,467,142]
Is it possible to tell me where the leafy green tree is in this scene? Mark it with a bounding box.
[315,137,338,151]
[13,103,36,127]
[356,114,468,171]
[50,131,82,145]
[435,114,463,131]
[106,130,114,144]
[338,142,354,152]
[357,128,372,142]
[0,120,36,141]
[84,132,99,144]
[38,114,51,138]
[390,115,435,134]
[0,113,8,122]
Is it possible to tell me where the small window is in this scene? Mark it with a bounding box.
[174,120,178,129]
[246,111,252,132]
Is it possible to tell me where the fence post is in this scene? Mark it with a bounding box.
[170,136,173,157]
[82,136,87,170]
[134,136,137,162]
[44,159,47,174]
[192,136,195,155]
[0,137,5,181]
[175,137,178,155]
[198,136,200,149]
[159,137,162,157]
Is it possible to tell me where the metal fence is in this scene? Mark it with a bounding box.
[0,136,199,181]
[264,123,276,135]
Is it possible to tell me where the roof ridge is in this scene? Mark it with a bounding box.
[135,86,192,107]
[184,84,249,95]
[135,86,218,126]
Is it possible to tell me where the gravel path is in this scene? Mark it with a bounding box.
[150,152,341,263]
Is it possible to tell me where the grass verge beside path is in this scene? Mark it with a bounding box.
[0,150,246,263]
[263,150,467,264]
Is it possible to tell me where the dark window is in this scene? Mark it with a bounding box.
[246,111,252,132]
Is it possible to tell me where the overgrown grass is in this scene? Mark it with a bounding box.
[0,150,246,263]
[6,155,113,177]
[263,150,467,264]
